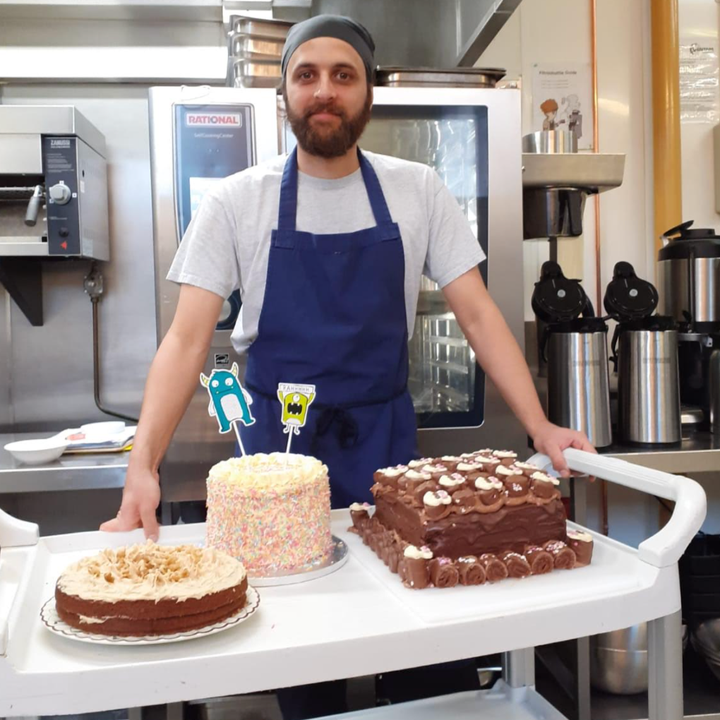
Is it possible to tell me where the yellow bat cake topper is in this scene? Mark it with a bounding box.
[277,383,316,434]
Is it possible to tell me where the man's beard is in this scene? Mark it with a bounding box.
[285,90,373,159]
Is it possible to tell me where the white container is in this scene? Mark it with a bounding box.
[4,437,69,465]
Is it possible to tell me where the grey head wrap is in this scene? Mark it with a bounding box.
[281,14,375,81]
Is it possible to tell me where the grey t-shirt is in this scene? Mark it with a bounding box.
[168,150,485,354]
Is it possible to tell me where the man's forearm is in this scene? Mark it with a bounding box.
[463,302,547,437]
[129,331,211,473]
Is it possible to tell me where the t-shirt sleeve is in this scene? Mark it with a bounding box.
[423,169,486,288]
[166,191,241,299]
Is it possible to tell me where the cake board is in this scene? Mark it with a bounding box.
[0,450,706,718]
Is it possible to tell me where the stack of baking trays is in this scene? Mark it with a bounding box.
[226,15,294,88]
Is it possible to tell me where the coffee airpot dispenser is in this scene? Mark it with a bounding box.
[605,262,681,445]
[532,261,612,448]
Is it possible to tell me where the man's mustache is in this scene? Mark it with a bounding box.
[303,104,346,120]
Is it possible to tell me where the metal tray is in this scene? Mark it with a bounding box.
[375,66,506,88]
[229,15,294,41]
[230,33,284,61]
[232,58,281,89]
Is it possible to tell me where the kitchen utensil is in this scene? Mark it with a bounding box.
[590,623,648,695]
[533,261,612,447]
[605,262,681,445]
[4,437,69,465]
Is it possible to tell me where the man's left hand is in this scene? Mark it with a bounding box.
[531,421,596,478]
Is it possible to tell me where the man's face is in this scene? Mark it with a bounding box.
[284,37,373,159]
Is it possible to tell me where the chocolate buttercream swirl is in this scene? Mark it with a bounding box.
[524,546,554,575]
[412,480,438,506]
[422,464,450,482]
[423,490,452,520]
[453,488,478,511]
[504,476,531,506]
[544,540,576,570]
[401,470,433,493]
[371,482,397,504]
[479,553,509,582]
[373,465,408,489]
[429,557,460,588]
[457,556,486,585]
[501,551,532,579]
[438,473,467,494]
[439,456,462,472]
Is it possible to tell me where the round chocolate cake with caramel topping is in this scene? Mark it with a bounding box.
[55,543,248,636]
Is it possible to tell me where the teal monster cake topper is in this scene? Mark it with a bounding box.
[277,382,316,455]
[200,362,254,455]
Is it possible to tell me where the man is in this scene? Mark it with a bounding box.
[102,14,593,719]
[103,15,591,541]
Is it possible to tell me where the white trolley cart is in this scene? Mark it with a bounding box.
[0,450,707,720]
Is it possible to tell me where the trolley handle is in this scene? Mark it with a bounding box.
[528,448,707,568]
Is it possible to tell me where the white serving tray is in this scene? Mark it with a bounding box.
[0,450,706,717]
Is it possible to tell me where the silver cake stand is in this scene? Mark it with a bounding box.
[249,536,349,587]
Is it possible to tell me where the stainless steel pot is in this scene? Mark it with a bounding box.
[546,324,612,448]
[658,220,720,331]
[616,322,682,445]
[591,624,648,695]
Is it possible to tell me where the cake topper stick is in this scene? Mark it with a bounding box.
[200,363,255,457]
[277,383,316,456]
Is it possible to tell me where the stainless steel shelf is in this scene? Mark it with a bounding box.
[603,432,720,474]
[0,433,129,493]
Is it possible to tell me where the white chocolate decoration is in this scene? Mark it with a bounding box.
[408,458,434,468]
[493,450,517,459]
[475,476,503,491]
[404,470,432,481]
[497,465,522,476]
[421,464,448,474]
[377,465,408,477]
[475,456,500,466]
[457,462,481,472]
[439,474,466,488]
[349,502,370,512]
[423,490,452,507]
[404,545,433,560]
[441,455,461,462]
[531,471,560,486]
[567,529,592,542]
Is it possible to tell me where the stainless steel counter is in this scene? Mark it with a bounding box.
[0,433,129,493]
[603,431,720,474]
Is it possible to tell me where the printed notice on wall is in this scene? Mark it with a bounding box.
[680,40,719,123]
[531,63,593,150]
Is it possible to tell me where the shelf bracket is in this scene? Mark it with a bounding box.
[0,258,44,326]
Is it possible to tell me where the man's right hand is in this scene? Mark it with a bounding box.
[100,468,161,541]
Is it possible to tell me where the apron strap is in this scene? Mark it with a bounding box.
[357,149,394,227]
[277,147,300,231]
[276,147,396,232]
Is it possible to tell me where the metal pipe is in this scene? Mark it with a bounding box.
[651,0,682,251]
[590,0,609,537]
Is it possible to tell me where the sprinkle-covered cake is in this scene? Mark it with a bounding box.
[206,453,332,577]
[350,449,593,589]
[55,543,248,635]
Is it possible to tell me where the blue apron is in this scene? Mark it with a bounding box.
[241,147,418,508]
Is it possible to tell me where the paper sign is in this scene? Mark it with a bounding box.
[200,362,255,434]
[532,62,593,150]
[277,383,316,435]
